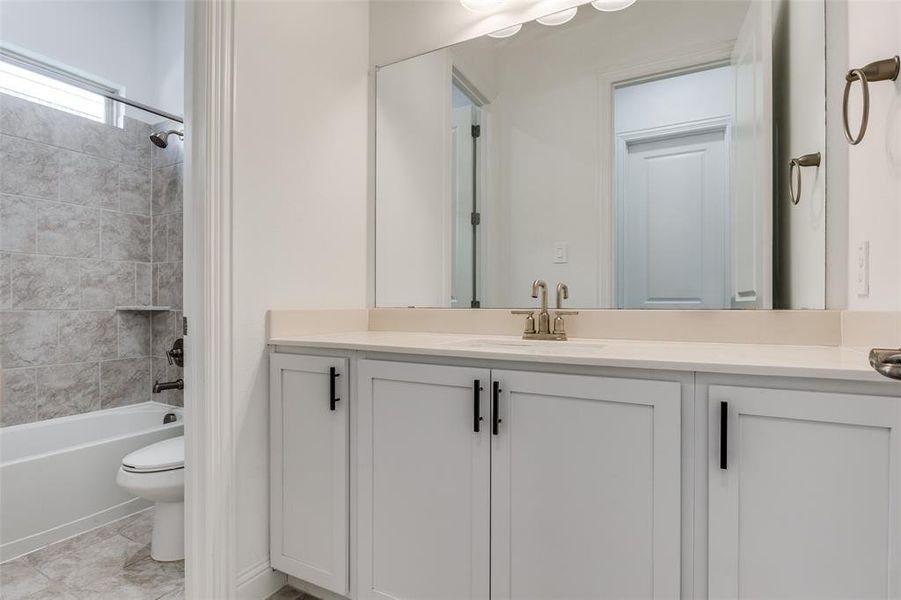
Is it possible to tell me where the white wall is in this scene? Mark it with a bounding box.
[773,0,827,309]
[0,0,184,117]
[375,50,452,307]
[154,0,185,115]
[615,66,734,132]
[231,0,369,589]
[843,0,901,311]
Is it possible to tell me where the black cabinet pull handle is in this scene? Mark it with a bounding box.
[330,367,340,411]
[720,401,728,470]
[473,380,483,432]
[492,381,502,435]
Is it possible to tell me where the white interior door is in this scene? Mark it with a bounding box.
[451,104,475,307]
[490,370,681,600]
[269,353,349,595]
[730,0,773,308]
[619,127,729,309]
[357,360,491,600]
[709,385,901,599]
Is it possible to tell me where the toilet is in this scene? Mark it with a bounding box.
[116,436,185,561]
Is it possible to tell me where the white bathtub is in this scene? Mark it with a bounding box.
[0,402,183,561]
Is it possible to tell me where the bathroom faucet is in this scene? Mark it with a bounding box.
[153,379,184,394]
[511,281,578,341]
[556,282,568,309]
[531,280,550,335]
[553,283,578,339]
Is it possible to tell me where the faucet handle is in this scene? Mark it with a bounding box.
[552,310,579,338]
[511,310,537,334]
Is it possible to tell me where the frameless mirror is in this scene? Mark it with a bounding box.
[375,0,826,309]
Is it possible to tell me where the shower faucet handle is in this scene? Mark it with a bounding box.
[166,338,184,367]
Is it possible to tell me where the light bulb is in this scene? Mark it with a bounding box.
[590,0,637,12]
[487,24,522,38]
[461,0,503,12]
[536,7,578,26]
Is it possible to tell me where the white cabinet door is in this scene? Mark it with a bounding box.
[357,360,491,600]
[709,385,901,599]
[270,353,349,595]
[491,370,682,600]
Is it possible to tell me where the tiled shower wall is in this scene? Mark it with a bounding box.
[0,94,183,426]
[149,119,185,409]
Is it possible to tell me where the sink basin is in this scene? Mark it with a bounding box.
[443,338,606,355]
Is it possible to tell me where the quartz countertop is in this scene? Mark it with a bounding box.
[269,331,889,383]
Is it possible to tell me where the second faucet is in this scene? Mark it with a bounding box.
[512,280,578,341]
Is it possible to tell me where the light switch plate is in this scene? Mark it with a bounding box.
[856,241,870,297]
[553,242,568,264]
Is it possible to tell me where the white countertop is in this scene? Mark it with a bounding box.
[269,331,890,383]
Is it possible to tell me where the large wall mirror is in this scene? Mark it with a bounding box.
[375,0,826,309]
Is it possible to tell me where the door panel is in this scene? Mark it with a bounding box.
[270,353,349,595]
[709,385,901,599]
[621,129,728,309]
[491,370,681,600]
[452,104,476,307]
[357,360,491,600]
[730,0,773,308]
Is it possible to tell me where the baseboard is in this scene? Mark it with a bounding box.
[0,497,151,563]
[237,557,286,600]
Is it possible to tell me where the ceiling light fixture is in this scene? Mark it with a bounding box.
[536,7,578,26]
[460,0,504,12]
[590,0,638,12]
[487,23,523,38]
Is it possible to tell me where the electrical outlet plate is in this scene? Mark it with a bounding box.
[553,242,568,264]
[856,241,870,297]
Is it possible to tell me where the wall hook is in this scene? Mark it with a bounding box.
[842,56,900,145]
[788,152,821,206]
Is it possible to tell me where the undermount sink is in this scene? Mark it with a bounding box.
[443,338,606,354]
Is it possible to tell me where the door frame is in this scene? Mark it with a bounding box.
[596,41,734,307]
[184,0,239,598]
[613,117,733,309]
[449,66,488,308]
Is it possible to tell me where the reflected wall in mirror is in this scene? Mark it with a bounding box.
[375,0,826,309]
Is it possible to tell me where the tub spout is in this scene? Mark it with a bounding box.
[153,379,184,394]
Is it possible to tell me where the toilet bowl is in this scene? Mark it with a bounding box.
[116,436,184,561]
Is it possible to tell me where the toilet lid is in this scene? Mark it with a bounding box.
[122,436,184,473]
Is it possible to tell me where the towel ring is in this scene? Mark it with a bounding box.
[789,152,821,206]
[843,56,900,145]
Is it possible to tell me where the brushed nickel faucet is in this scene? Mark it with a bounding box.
[511,280,578,340]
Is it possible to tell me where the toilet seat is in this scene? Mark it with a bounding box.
[122,436,184,473]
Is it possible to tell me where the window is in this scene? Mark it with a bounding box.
[0,49,120,125]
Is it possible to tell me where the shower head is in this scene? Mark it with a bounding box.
[149,129,184,149]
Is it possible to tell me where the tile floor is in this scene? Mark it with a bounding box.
[0,509,184,600]
[267,587,318,600]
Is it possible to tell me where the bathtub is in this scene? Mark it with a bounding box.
[0,402,183,561]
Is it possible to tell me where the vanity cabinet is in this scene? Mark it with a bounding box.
[269,354,349,596]
[490,370,682,600]
[356,360,682,600]
[708,385,901,599]
[356,360,491,600]
[269,346,901,600]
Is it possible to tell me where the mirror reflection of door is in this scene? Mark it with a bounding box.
[450,83,481,308]
[615,66,733,309]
